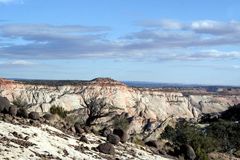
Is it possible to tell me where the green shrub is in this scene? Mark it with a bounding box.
[161,125,177,142]
[161,121,217,159]
[50,105,67,118]
[195,147,209,160]
[161,105,240,159]
[206,119,240,152]
[113,116,130,130]
[132,136,145,146]
[221,104,240,121]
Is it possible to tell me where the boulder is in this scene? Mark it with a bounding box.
[43,113,52,120]
[0,105,4,113]
[107,134,120,145]
[28,112,40,120]
[43,113,60,124]
[113,128,128,143]
[70,126,76,133]
[0,97,11,113]
[74,122,84,134]
[97,143,115,155]
[79,135,89,143]
[17,108,28,118]
[180,144,196,160]
[101,127,112,137]
[83,126,91,133]
[90,126,99,135]
[9,105,18,116]
[145,140,159,149]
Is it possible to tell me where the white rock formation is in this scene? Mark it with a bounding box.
[0,78,239,122]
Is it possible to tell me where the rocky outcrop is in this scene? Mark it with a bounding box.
[0,78,239,132]
[0,120,170,160]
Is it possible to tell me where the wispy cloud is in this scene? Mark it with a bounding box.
[137,19,183,30]
[8,60,34,65]
[0,60,35,68]
[138,19,240,35]
[0,20,240,61]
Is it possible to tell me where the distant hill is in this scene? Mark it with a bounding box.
[8,78,240,90]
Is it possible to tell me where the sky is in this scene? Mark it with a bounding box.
[0,0,240,86]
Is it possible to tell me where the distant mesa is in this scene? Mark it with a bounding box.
[0,78,15,85]
[90,78,126,86]
[0,77,126,87]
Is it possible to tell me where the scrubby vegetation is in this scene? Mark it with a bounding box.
[50,105,67,118]
[81,96,120,126]
[112,115,130,130]
[221,104,240,121]
[206,120,240,152]
[162,121,217,159]
[161,104,240,159]
[132,136,145,146]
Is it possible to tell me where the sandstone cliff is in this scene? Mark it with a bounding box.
[0,78,239,123]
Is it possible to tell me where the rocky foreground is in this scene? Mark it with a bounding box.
[0,113,171,160]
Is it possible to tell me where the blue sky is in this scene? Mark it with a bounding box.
[0,0,240,85]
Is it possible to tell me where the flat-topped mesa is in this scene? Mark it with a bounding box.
[0,78,14,84]
[90,78,126,86]
[0,76,239,133]
[0,78,16,88]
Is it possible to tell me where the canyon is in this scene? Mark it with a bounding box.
[0,78,239,124]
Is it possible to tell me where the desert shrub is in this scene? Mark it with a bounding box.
[12,97,28,108]
[161,121,217,160]
[132,136,145,146]
[162,105,240,159]
[65,114,85,125]
[81,96,120,126]
[50,105,67,118]
[195,147,209,160]
[161,125,176,142]
[221,104,240,121]
[206,119,240,152]
[113,116,130,130]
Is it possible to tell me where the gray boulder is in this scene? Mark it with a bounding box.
[28,112,40,120]
[107,134,120,145]
[0,97,11,113]
[17,108,28,118]
[145,140,159,149]
[101,127,112,137]
[43,113,52,120]
[113,128,128,143]
[79,135,89,143]
[9,105,18,116]
[97,143,115,155]
[74,122,84,134]
[180,144,196,160]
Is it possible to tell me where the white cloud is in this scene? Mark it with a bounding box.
[0,60,35,68]
[138,19,183,30]
[190,20,240,35]
[138,19,240,35]
[0,22,240,61]
[8,60,34,65]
